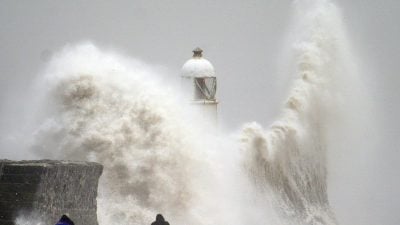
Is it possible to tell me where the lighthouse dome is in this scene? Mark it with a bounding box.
[181,48,215,77]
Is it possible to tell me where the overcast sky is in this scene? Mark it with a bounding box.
[0,0,399,224]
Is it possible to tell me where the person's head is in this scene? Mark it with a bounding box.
[156,214,165,222]
[60,215,73,223]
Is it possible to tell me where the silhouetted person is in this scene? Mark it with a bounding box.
[151,214,170,225]
[55,215,75,225]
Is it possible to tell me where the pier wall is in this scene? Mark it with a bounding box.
[0,160,103,225]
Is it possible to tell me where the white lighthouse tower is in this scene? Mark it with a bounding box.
[181,47,218,127]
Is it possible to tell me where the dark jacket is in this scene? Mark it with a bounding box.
[151,214,170,225]
[55,215,75,225]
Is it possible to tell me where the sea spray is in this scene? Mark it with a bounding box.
[240,0,359,224]
[28,43,210,225]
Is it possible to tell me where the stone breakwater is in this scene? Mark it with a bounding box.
[0,160,103,225]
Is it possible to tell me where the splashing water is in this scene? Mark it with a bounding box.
[8,0,369,225]
[241,0,366,224]
[27,43,213,225]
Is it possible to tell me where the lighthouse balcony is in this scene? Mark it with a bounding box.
[191,99,218,105]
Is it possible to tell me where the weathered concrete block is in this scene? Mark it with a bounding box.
[0,160,103,225]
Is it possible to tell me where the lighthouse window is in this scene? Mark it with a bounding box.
[194,77,217,100]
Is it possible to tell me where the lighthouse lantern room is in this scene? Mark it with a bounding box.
[181,47,218,126]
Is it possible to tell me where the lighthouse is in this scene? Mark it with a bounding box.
[181,47,218,127]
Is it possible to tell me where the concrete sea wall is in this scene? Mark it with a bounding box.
[0,160,103,225]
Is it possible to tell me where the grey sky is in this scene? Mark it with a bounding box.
[0,0,399,224]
